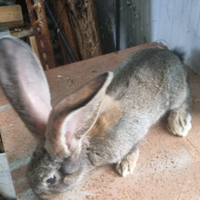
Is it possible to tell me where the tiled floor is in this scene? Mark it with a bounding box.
[0,43,200,200]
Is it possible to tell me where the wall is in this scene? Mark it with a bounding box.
[151,0,200,75]
[95,0,151,54]
[96,0,200,75]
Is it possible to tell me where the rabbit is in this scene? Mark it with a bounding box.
[0,36,192,200]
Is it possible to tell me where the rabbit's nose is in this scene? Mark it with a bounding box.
[39,193,58,200]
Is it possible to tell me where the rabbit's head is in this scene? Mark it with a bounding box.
[0,36,113,199]
[26,144,91,199]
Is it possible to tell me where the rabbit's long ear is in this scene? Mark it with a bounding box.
[0,36,52,141]
[45,72,113,158]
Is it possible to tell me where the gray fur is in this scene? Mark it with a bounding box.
[88,49,192,166]
[0,36,192,199]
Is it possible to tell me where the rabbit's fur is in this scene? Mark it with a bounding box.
[0,36,192,199]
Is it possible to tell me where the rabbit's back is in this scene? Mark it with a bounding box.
[87,48,190,166]
[107,48,188,117]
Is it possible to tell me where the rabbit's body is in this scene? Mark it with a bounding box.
[87,49,191,167]
[0,37,192,199]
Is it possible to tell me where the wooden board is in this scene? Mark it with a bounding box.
[10,26,34,38]
[0,5,23,28]
[29,36,40,61]
[1,43,200,200]
[48,0,102,61]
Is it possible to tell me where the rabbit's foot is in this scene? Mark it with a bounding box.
[168,112,192,137]
[116,149,139,177]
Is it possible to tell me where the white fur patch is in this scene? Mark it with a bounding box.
[181,114,192,137]
[116,149,139,177]
[168,114,192,137]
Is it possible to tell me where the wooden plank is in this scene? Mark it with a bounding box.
[0,5,23,28]
[29,36,40,61]
[65,0,102,60]
[10,26,34,38]
[48,0,102,61]
[1,43,200,200]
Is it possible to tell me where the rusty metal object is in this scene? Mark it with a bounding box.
[25,0,55,70]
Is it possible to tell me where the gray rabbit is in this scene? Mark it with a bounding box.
[0,36,192,199]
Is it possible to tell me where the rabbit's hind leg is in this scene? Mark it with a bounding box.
[167,94,192,137]
[116,149,139,177]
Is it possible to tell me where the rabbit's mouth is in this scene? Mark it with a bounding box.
[38,193,58,200]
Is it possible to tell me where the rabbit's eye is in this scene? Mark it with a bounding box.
[46,176,55,184]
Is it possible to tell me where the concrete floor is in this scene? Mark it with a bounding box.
[0,43,200,200]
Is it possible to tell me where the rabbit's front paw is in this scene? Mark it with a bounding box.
[168,112,192,137]
[116,149,139,177]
